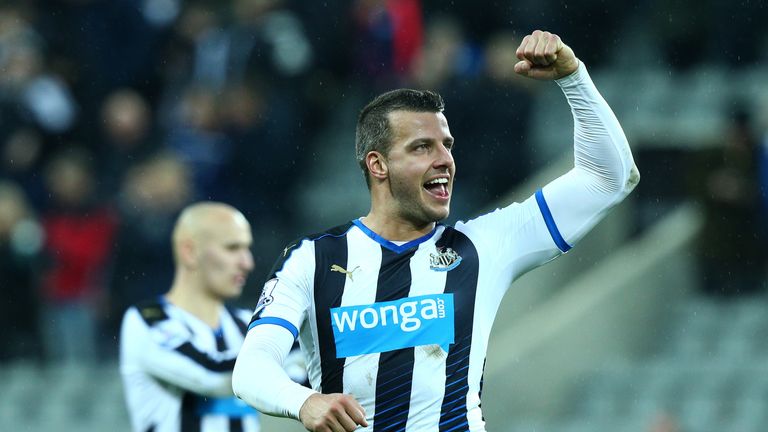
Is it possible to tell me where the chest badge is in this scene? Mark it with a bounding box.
[429,247,462,272]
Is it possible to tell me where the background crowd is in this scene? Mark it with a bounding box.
[1,0,767,370]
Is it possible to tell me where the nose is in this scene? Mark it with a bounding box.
[241,249,255,272]
[433,142,454,170]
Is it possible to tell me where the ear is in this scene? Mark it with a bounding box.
[178,239,198,269]
[366,151,388,182]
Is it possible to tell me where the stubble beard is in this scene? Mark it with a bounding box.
[388,174,449,227]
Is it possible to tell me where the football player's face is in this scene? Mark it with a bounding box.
[384,110,455,225]
[197,214,254,299]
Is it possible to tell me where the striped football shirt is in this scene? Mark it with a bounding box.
[120,299,260,432]
[248,189,570,431]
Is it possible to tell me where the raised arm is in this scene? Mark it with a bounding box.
[516,30,639,249]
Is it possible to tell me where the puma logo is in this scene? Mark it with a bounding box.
[330,264,360,281]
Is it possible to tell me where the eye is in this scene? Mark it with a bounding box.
[411,142,430,153]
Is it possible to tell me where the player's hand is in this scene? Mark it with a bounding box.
[514,30,579,80]
[299,393,368,432]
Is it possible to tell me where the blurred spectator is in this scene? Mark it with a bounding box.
[220,84,291,206]
[40,148,118,364]
[159,0,313,91]
[408,15,468,90]
[0,127,46,208]
[0,3,78,135]
[690,106,767,296]
[421,0,508,42]
[352,0,424,89]
[0,180,44,361]
[36,0,167,103]
[229,0,313,85]
[164,84,232,200]
[106,152,192,346]
[98,88,158,197]
[170,1,229,89]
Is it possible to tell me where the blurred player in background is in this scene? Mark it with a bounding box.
[120,202,305,432]
[232,30,640,431]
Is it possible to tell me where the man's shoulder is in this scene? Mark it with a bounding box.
[448,201,531,242]
[280,222,356,255]
[306,221,356,242]
[266,221,356,279]
[130,298,169,327]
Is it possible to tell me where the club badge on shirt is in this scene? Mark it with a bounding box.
[429,247,462,272]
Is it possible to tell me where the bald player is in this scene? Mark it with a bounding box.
[119,202,303,432]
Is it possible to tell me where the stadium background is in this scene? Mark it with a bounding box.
[1,0,767,431]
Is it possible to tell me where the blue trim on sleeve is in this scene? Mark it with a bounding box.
[248,317,299,340]
[535,189,572,253]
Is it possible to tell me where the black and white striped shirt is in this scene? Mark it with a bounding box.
[120,299,260,432]
[248,191,576,431]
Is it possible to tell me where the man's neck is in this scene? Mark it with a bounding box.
[165,279,221,329]
[360,212,435,242]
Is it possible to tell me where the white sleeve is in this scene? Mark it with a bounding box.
[232,324,317,420]
[457,62,638,281]
[120,308,235,397]
[232,239,316,419]
[540,61,639,247]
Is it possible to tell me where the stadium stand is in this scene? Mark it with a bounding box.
[504,293,768,432]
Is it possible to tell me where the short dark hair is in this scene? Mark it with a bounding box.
[355,89,445,187]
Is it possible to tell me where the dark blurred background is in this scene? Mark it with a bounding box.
[1,1,767,431]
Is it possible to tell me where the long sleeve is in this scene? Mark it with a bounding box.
[456,61,639,284]
[119,307,236,397]
[232,324,317,419]
[540,61,640,247]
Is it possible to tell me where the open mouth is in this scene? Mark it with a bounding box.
[424,177,450,199]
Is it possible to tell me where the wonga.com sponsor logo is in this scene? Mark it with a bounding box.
[330,293,454,357]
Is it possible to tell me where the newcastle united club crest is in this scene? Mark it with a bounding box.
[429,247,462,272]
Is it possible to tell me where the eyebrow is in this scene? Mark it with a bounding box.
[408,136,454,147]
[406,138,431,147]
[224,240,251,248]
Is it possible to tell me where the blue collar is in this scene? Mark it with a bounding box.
[352,219,438,254]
